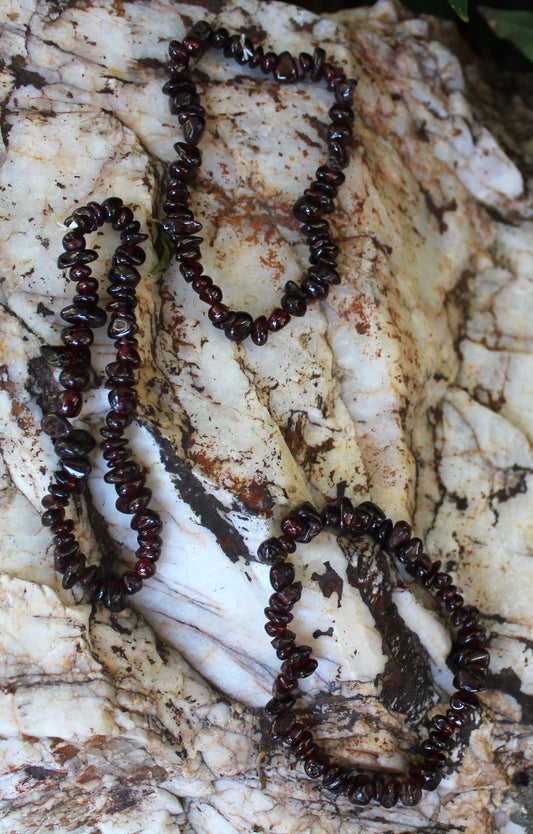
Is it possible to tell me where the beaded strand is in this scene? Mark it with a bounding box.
[40,197,162,612]
[160,20,357,345]
[257,498,490,807]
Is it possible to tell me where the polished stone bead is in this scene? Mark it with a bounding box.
[305,757,328,781]
[115,339,141,367]
[315,165,345,187]
[310,47,325,82]
[104,460,140,484]
[41,508,65,527]
[101,196,123,222]
[173,141,202,168]
[267,307,291,332]
[55,429,95,457]
[328,103,354,122]
[456,624,487,646]
[209,27,229,48]
[457,648,490,671]
[123,570,143,595]
[322,765,349,794]
[131,508,162,533]
[270,562,296,591]
[301,276,328,300]
[62,552,86,589]
[181,114,205,144]
[41,344,90,367]
[249,45,264,69]
[431,714,454,737]
[107,287,138,310]
[60,455,92,479]
[68,264,92,281]
[41,492,68,510]
[346,773,375,805]
[108,386,137,415]
[41,413,71,438]
[107,313,138,339]
[327,120,353,145]
[397,536,423,564]
[307,263,340,285]
[270,708,297,740]
[61,326,94,347]
[116,487,152,515]
[102,573,126,612]
[304,185,335,212]
[75,276,99,296]
[398,776,422,806]
[61,302,107,328]
[79,564,104,595]
[450,689,480,711]
[273,582,303,609]
[112,205,134,231]
[249,315,268,346]
[108,265,141,287]
[135,557,156,578]
[58,365,91,391]
[57,249,98,269]
[451,605,480,629]
[64,207,96,233]
[56,389,83,418]
[335,77,358,105]
[260,51,278,74]
[453,668,487,693]
[162,213,202,237]
[62,231,85,252]
[265,694,296,716]
[387,520,412,553]
[208,303,234,329]
[224,311,253,341]
[292,196,323,223]
[257,537,286,564]
[374,776,399,808]
[274,51,298,83]
[281,291,307,317]
[163,85,200,116]
[114,244,146,266]
[168,40,190,61]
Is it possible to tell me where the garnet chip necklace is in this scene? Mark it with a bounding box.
[38,19,490,810]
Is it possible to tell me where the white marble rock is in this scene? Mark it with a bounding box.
[0,0,532,832]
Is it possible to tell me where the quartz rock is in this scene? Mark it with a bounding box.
[0,0,532,832]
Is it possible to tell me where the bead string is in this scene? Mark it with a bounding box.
[40,197,162,612]
[37,19,491,809]
[160,20,358,345]
[258,498,490,807]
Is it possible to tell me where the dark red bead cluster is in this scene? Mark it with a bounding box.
[160,20,357,345]
[40,198,162,612]
[258,498,490,807]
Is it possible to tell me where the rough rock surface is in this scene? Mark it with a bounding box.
[0,0,532,831]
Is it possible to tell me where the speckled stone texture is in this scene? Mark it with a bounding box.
[0,0,532,831]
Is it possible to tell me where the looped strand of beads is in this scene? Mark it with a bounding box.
[160,20,357,346]
[40,198,162,612]
[258,498,490,807]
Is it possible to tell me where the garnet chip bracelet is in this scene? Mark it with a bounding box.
[258,498,489,807]
[40,198,161,612]
[160,19,357,345]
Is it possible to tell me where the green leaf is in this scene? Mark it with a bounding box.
[482,9,533,62]
[446,0,469,22]
[149,227,173,277]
